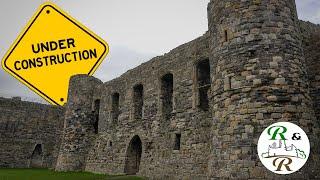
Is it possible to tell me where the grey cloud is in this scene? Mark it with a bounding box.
[296,0,320,24]
[93,45,155,82]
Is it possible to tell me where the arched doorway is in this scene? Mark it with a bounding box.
[30,144,43,168]
[124,135,142,175]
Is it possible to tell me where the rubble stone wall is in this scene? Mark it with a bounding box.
[207,0,320,179]
[0,97,64,168]
[1,0,320,179]
[57,0,320,178]
[55,75,103,171]
[83,33,212,179]
[300,21,320,121]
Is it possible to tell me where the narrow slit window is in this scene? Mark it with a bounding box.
[196,59,211,111]
[161,73,173,120]
[174,133,181,150]
[224,30,228,42]
[111,92,120,121]
[133,84,144,119]
[93,99,100,134]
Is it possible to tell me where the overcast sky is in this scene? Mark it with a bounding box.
[0,0,319,103]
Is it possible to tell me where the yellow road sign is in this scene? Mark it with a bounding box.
[1,2,109,106]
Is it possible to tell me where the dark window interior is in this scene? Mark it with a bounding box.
[196,60,211,111]
[133,84,143,119]
[161,73,173,120]
[174,133,181,150]
[224,30,228,42]
[93,99,100,134]
[111,92,120,121]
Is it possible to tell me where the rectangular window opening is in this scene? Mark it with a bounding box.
[196,59,211,111]
[111,92,120,121]
[93,99,100,134]
[133,84,144,119]
[161,73,173,120]
[174,133,181,150]
[224,30,228,42]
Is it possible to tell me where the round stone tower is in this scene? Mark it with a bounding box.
[207,0,319,178]
[55,74,102,171]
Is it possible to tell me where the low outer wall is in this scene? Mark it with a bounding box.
[0,97,64,168]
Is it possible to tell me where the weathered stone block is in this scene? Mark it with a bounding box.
[274,78,286,85]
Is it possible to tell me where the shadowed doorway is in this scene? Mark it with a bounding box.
[30,144,43,168]
[124,135,142,175]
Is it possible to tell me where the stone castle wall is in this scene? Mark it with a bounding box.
[0,0,320,179]
[300,21,320,121]
[56,12,320,179]
[0,97,64,168]
[83,33,212,179]
[207,0,320,179]
[55,75,102,171]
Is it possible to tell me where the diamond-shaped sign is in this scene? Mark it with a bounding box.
[1,2,109,106]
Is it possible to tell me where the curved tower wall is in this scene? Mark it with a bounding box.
[207,0,319,178]
[55,75,102,171]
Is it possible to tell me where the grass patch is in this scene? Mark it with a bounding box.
[0,168,145,180]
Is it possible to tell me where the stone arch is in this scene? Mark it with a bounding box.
[124,135,142,175]
[30,144,43,168]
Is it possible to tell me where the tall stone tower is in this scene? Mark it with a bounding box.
[207,0,319,178]
[55,75,102,171]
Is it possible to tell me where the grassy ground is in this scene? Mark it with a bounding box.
[0,168,145,180]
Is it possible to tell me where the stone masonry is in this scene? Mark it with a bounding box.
[0,97,64,168]
[1,0,320,179]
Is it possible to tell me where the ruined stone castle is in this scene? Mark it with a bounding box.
[1,0,320,179]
